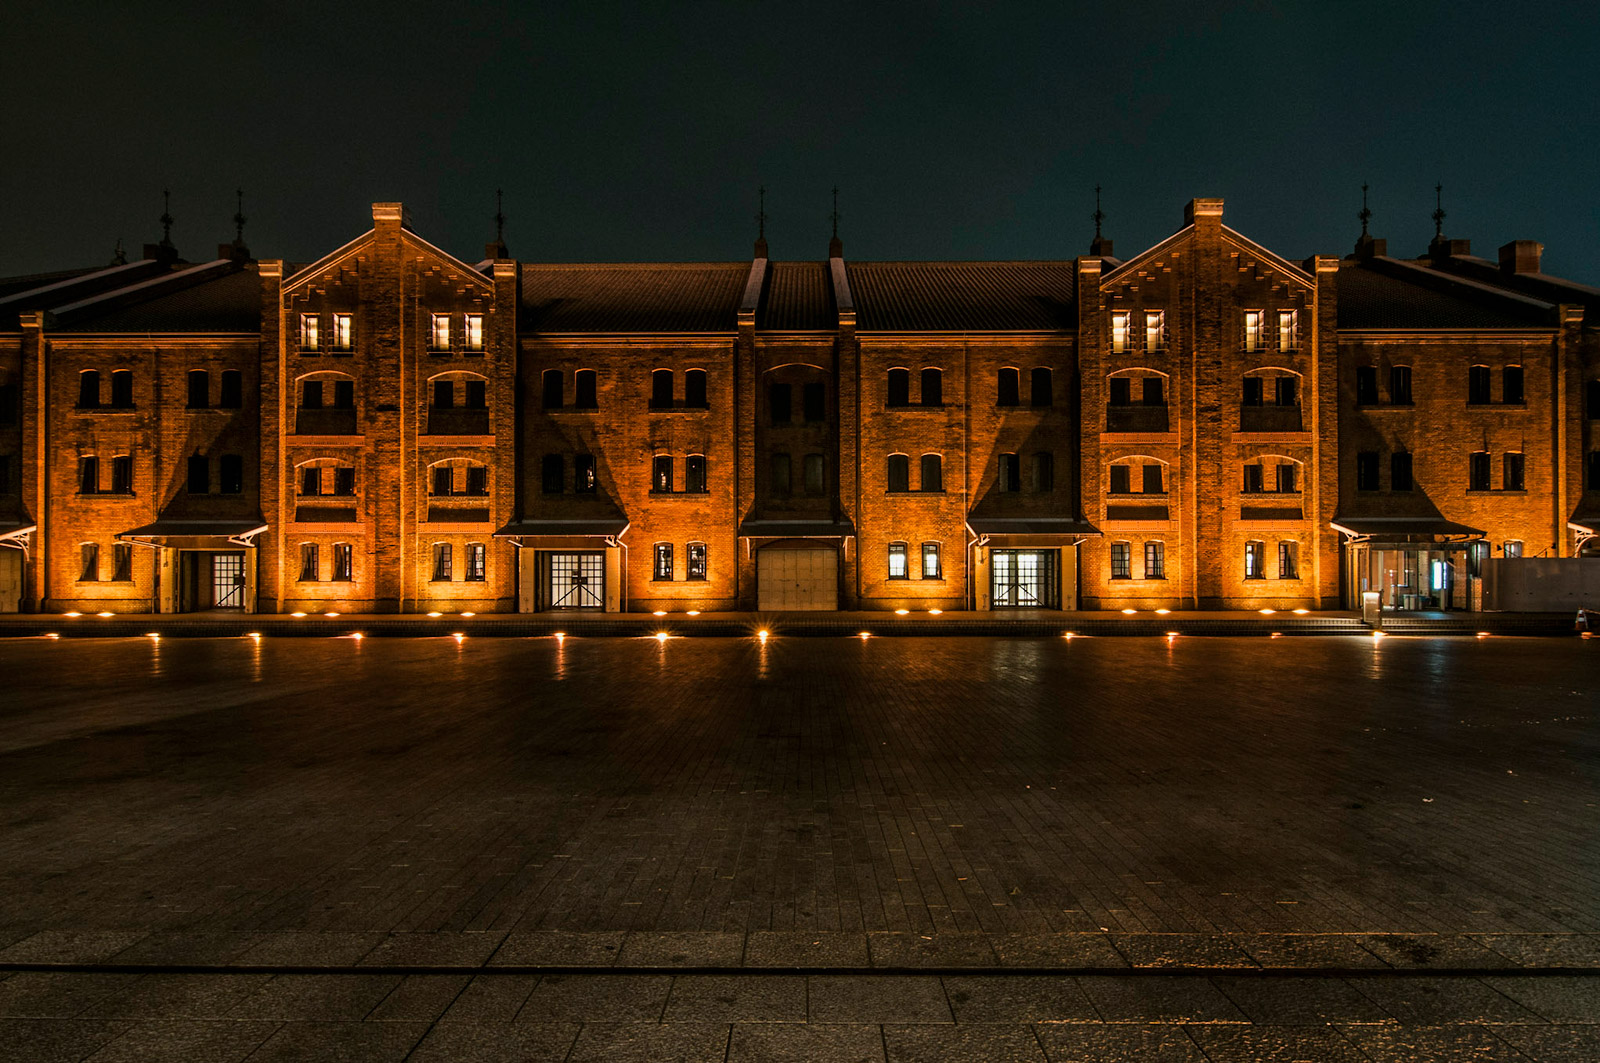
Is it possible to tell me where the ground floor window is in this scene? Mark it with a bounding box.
[1109,541,1131,580]
[991,549,1058,608]
[112,542,133,581]
[466,542,486,581]
[1245,540,1265,580]
[432,543,453,582]
[1504,540,1523,558]
[333,542,353,581]
[687,542,707,580]
[1277,541,1298,580]
[1143,541,1164,580]
[299,543,318,582]
[922,541,941,579]
[79,542,99,581]
[654,542,674,580]
[887,542,908,579]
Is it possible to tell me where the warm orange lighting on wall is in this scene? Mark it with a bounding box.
[427,611,442,617]
[97,611,113,617]
[324,612,338,618]
[1121,608,1136,615]
[64,611,81,617]
[460,611,475,617]
[1259,608,1276,615]
[653,610,666,617]
[928,609,942,615]
[291,612,307,618]
[1155,608,1171,615]
[894,608,909,615]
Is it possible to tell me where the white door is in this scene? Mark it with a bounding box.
[758,546,838,611]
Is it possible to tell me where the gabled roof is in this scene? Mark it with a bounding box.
[1429,255,1598,326]
[519,263,748,333]
[52,266,261,333]
[760,261,834,330]
[846,261,1077,331]
[282,227,493,295]
[1337,257,1554,330]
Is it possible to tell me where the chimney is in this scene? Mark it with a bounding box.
[1428,235,1470,262]
[1498,240,1542,275]
[1089,235,1113,257]
[1183,198,1224,226]
[1352,234,1387,260]
[372,202,411,232]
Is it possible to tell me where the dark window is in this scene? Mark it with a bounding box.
[653,455,673,492]
[1244,541,1265,580]
[331,379,353,410]
[1503,452,1524,491]
[80,542,99,581]
[432,543,452,582]
[1356,452,1380,491]
[110,370,133,408]
[433,466,453,496]
[1032,452,1054,492]
[1243,377,1264,407]
[542,454,564,494]
[1278,541,1298,580]
[465,379,487,409]
[1468,365,1492,404]
[1242,464,1263,493]
[803,453,825,496]
[78,370,100,408]
[1469,451,1491,490]
[433,380,454,408]
[999,453,1021,492]
[219,370,242,408]
[541,369,563,409]
[1275,375,1298,406]
[78,456,98,493]
[1356,366,1379,405]
[687,542,707,580]
[1276,463,1296,493]
[684,369,707,408]
[653,542,673,580]
[1589,451,1600,489]
[1030,367,1052,407]
[1587,380,1600,419]
[333,467,355,496]
[1110,542,1131,579]
[0,455,9,494]
[803,381,825,422]
[769,382,791,424]
[333,542,353,581]
[300,466,321,496]
[1142,376,1164,405]
[921,368,943,406]
[466,465,488,496]
[1392,452,1414,491]
[1390,366,1412,405]
[1503,366,1524,405]
[1142,463,1164,494]
[0,382,18,426]
[922,542,941,579]
[112,542,132,581]
[1144,541,1165,579]
[187,370,209,408]
[920,453,943,492]
[575,454,596,493]
[887,542,908,579]
[887,368,910,407]
[686,455,707,493]
[299,543,318,581]
[220,454,243,494]
[1108,377,1131,406]
[466,542,485,581]
[1109,465,1130,494]
[110,455,132,494]
[575,369,598,408]
[301,380,323,408]
[651,369,674,408]
[886,454,910,492]
[770,452,792,496]
[997,367,1020,406]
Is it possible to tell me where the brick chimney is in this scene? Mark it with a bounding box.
[1184,198,1224,226]
[1498,240,1542,275]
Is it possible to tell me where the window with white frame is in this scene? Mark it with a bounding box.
[1278,310,1298,351]
[922,542,941,579]
[1143,541,1165,580]
[887,542,908,579]
[431,314,451,351]
[1244,310,1265,352]
[331,313,353,351]
[333,542,353,581]
[1277,541,1298,580]
[464,313,484,351]
[466,542,485,581]
[1144,310,1165,352]
[1244,540,1265,580]
[1504,540,1523,558]
[1111,311,1130,353]
[300,313,320,350]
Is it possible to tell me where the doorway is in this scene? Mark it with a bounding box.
[990,549,1059,608]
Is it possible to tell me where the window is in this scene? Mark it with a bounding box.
[1390,366,1412,405]
[1032,452,1054,493]
[920,454,943,492]
[1243,377,1264,407]
[541,454,564,494]
[653,455,673,492]
[1108,377,1132,406]
[0,382,16,427]
[1468,365,1492,404]
[803,453,825,496]
[110,455,132,494]
[1244,310,1265,352]
[0,456,9,494]
[1244,540,1265,580]
[466,465,488,496]
[686,455,707,493]
[1278,541,1299,580]
[653,542,673,580]
[574,455,596,493]
[887,368,910,407]
[333,542,353,581]
[1503,452,1525,491]
[769,382,791,424]
[1504,540,1523,559]
[1142,463,1164,494]
[997,368,1020,406]
[301,466,322,496]
[1146,311,1166,352]
[433,466,453,496]
[1275,462,1296,493]
[1030,367,1052,407]
[112,542,132,582]
[1143,541,1165,580]
[575,369,598,409]
[465,379,486,409]
[219,370,242,408]
[1111,312,1129,353]
[187,370,209,408]
[1275,376,1298,406]
[301,379,323,409]
[333,467,355,496]
[1109,465,1131,494]
[1590,451,1600,489]
[886,454,910,492]
[652,369,674,409]
[1503,365,1524,405]
[79,455,98,494]
[887,542,908,579]
[431,313,451,351]
[110,370,133,408]
[1142,376,1164,405]
[1110,541,1131,579]
[187,451,209,493]
[1356,452,1379,491]
[684,369,707,408]
[331,313,353,351]
[300,314,320,350]
[800,381,824,422]
[998,453,1020,492]
[1356,366,1378,405]
[1391,452,1413,491]
[1277,310,1297,352]
[465,542,485,581]
[333,377,354,409]
[80,542,100,581]
[78,370,101,408]
[541,369,563,409]
[687,542,707,581]
[220,455,243,494]
[433,380,454,408]
[432,543,453,582]
[299,543,318,582]
[770,452,792,496]
[921,368,942,406]
[1588,380,1600,420]
[922,542,941,579]
[464,314,484,352]
[1242,463,1263,494]
[1469,451,1491,491]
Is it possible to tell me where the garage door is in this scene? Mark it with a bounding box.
[757,545,838,611]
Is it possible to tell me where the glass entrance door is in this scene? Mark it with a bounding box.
[545,552,605,610]
[990,549,1058,608]
[211,552,246,609]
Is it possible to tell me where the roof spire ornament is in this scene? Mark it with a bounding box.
[110,237,126,266]
[1089,185,1114,257]
[1432,183,1446,238]
[233,189,247,244]
[1359,182,1371,238]
[828,187,843,258]
[485,188,510,259]
[1093,185,1105,239]
[753,185,768,258]
[160,189,174,247]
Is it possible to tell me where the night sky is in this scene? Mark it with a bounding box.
[5,1,1598,278]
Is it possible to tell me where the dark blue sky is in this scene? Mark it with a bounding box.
[5,1,1597,278]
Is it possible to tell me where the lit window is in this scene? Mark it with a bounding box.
[887,543,908,579]
[1504,540,1523,559]
[299,543,319,582]
[431,314,451,351]
[1111,312,1129,353]
[1110,541,1131,580]
[1145,311,1165,352]
[432,543,453,582]
[300,314,320,350]
[654,543,674,580]
[333,542,353,581]
[465,542,485,581]
[112,542,132,582]
[79,542,99,582]
[464,314,484,352]
[1143,541,1165,580]
[1244,540,1265,580]
[331,313,353,351]
[1244,310,1264,352]
[1278,541,1298,580]
[1277,310,1297,352]
[687,542,707,581]
[921,542,941,579]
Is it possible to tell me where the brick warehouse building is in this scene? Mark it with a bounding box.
[0,197,1596,615]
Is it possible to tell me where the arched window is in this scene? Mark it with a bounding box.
[427,372,489,434]
[1109,456,1166,495]
[429,459,489,497]
[653,542,674,580]
[78,370,100,408]
[887,542,909,579]
[465,542,486,581]
[1277,541,1299,580]
[921,542,942,579]
[684,369,707,408]
[296,458,355,497]
[1503,365,1524,405]
[541,369,564,409]
[997,367,1020,406]
[1030,367,1052,407]
[1242,368,1300,407]
[887,454,910,492]
[687,542,708,580]
[575,369,598,409]
[686,454,708,493]
[1143,541,1165,579]
[187,369,209,408]
[1031,452,1054,492]
[920,454,942,492]
[651,368,674,408]
[920,368,942,406]
[887,368,910,407]
[431,542,454,582]
[1109,541,1131,580]
[333,542,353,581]
[1244,540,1266,580]
[219,369,242,408]
[110,370,133,408]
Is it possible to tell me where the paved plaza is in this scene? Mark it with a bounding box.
[0,634,1596,1059]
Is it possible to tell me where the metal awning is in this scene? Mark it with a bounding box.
[1330,517,1484,543]
[0,522,37,548]
[494,518,629,539]
[737,518,856,539]
[119,519,268,547]
[965,517,1101,538]
[1567,509,1600,536]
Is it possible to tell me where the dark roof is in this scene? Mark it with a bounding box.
[520,263,747,333]
[0,266,102,300]
[848,262,1077,331]
[1337,259,1552,330]
[1432,255,1599,327]
[54,267,261,333]
[737,517,856,539]
[1331,517,1484,541]
[967,517,1099,537]
[760,262,834,330]
[496,517,630,538]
